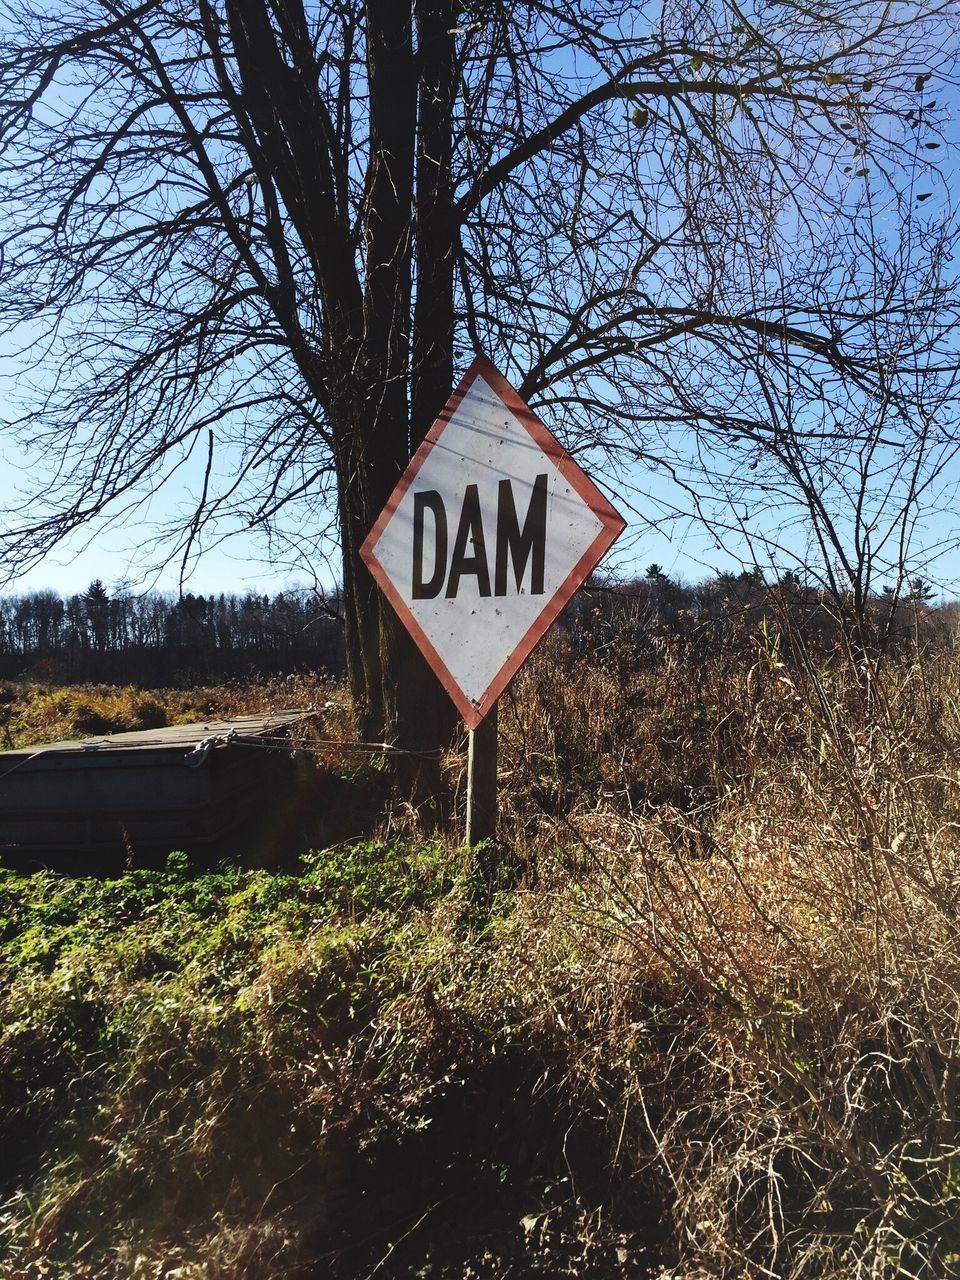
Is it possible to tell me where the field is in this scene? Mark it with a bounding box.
[0,674,345,750]
[2,627,960,1278]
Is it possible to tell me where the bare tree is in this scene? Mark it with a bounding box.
[633,109,960,669]
[0,0,956,794]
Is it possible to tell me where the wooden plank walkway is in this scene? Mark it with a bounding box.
[0,709,311,759]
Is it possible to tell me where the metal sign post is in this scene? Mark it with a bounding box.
[466,701,498,845]
[360,354,625,844]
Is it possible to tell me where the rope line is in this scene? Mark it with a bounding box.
[0,748,57,783]
[228,736,448,760]
[0,726,448,780]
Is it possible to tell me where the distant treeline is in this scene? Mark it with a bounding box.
[0,568,953,686]
[569,566,956,664]
[0,582,346,684]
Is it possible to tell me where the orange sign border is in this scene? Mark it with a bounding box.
[359,354,626,729]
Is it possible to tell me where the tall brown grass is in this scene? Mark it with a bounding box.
[490,629,960,1277]
[0,672,344,748]
[2,629,960,1276]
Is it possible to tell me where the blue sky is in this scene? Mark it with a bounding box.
[0,387,736,598]
[1,1,958,604]
[3,432,956,601]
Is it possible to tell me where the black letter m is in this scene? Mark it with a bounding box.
[495,474,547,595]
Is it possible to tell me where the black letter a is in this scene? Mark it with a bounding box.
[445,485,491,598]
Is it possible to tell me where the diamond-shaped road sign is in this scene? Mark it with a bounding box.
[360,355,626,729]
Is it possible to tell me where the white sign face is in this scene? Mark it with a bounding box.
[360,356,625,728]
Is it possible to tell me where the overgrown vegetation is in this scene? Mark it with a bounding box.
[0,672,343,750]
[3,625,960,1277]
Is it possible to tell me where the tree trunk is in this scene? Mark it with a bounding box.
[224,0,463,821]
[336,0,461,820]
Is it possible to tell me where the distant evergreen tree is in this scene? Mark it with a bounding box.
[83,580,110,652]
[0,587,346,683]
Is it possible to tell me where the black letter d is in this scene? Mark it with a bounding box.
[412,491,447,598]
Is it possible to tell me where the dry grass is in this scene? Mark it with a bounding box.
[0,672,348,749]
[487,634,960,1277]
[2,632,960,1276]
